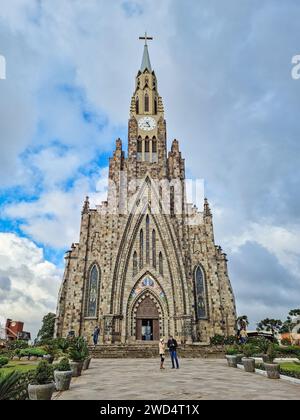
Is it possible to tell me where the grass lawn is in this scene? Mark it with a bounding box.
[279,362,300,373]
[0,361,37,376]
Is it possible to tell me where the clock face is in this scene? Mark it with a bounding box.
[138,116,157,131]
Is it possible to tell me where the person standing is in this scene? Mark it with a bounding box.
[159,338,166,370]
[92,325,100,346]
[167,335,179,369]
[240,328,248,344]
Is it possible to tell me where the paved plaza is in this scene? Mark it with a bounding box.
[55,358,300,400]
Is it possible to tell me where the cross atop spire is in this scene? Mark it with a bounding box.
[139,32,153,46]
[139,32,153,72]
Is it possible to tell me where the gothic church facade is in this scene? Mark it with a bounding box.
[55,41,236,344]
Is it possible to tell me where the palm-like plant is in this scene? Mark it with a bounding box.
[0,371,22,400]
[68,337,89,362]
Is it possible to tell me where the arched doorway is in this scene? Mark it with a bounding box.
[136,296,160,341]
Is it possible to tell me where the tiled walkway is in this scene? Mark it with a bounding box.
[55,358,300,400]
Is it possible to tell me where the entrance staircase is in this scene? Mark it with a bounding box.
[89,343,224,359]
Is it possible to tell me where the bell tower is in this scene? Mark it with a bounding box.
[128,34,167,171]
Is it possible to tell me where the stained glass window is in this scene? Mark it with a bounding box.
[142,277,154,287]
[86,265,99,317]
[195,266,207,319]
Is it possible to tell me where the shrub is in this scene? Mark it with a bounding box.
[0,357,9,368]
[31,361,54,385]
[281,338,292,346]
[68,337,89,362]
[54,358,71,372]
[55,338,69,353]
[41,343,61,359]
[210,335,226,346]
[248,337,271,354]
[19,347,46,358]
[225,346,240,355]
[275,345,300,358]
[6,340,28,351]
[224,336,237,345]
[0,348,12,358]
[242,344,257,358]
[0,371,23,400]
[279,368,300,379]
[13,371,35,400]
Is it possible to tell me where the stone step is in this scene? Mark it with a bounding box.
[89,344,224,359]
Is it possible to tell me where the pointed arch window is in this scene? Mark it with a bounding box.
[194,266,207,319]
[159,252,163,276]
[145,137,150,152]
[139,229,144,269]
[152,230,156,269]
[146,216,150,264]
[145,137,150,162]
[133,251,138,276]
[152,137,157,163]
[86,265,99,318]
[136,97,139,114]
[152,137,157,153]
[154,97,158,114]
[145,93,149,112]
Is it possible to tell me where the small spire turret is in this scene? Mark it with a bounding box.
[82,196,90,215]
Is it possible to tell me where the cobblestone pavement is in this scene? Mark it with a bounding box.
[55,358,300,400]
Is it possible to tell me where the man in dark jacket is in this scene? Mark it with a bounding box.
[93,326,100,346]
[167,335,179,369]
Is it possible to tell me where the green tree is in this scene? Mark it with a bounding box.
[256,318,282,334]
[280,309,300,334]
[289,309,300,317]
[37,313,56,343]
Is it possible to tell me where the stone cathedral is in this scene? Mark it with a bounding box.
[55,39,236,345]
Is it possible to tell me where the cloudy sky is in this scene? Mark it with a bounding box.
[0,0,300,338]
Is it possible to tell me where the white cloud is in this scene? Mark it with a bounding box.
[221,222,300,279]
[3,168,109,249]
[0,232,62,339]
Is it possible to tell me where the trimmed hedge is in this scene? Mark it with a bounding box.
[275,345,300,358]
[18,348,47,358]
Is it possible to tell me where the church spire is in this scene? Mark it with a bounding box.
[139,32,153,72]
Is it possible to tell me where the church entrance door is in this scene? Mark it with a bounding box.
[135,296,160,341]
